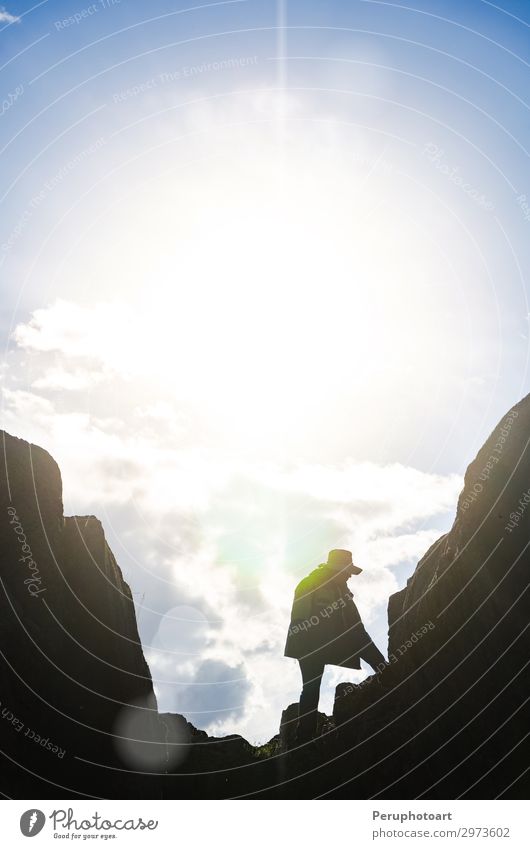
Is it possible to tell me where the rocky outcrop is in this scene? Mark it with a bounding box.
[327,400,529,799]
[0,430,272,799]
[0,432,156,797]
[239,397,527,799]
[1,391,529,798]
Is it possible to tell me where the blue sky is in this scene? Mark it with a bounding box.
[1,0,530,745]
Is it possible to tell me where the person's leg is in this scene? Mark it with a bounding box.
[360,640,387,673]
[297,657,325,742]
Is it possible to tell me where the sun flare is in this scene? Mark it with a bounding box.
[42,101,468,453]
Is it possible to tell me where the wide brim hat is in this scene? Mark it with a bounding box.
[327,549,363,574]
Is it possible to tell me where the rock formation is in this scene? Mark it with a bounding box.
[0,432,156,797]
[0,393,528,798]
[326,399,529,799]
[0,430,269,798]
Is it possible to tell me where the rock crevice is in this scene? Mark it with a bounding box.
[1,396,528,798]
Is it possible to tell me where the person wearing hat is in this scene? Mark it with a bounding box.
[284,549,387,743]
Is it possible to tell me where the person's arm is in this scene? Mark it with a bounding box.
[342,589,387,672]
[359,638,387,673]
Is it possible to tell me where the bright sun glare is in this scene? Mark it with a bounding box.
[48,99,466,453]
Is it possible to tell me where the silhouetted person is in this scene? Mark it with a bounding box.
[285,549,386,743]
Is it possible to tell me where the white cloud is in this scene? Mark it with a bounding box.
[2,387,55,425]
[175,659,251,723]
[2,303,464,743]
[32,366,106,391]
[13,299,132,373]
[0,7,19,23]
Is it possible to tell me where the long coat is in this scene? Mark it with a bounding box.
[284,564,374,669]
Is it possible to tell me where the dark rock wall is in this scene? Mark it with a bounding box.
[1,392,528,799]
[0,431,156,797]
[329,399,529,800]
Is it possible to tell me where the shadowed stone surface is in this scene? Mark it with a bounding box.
[1,393,528,797]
